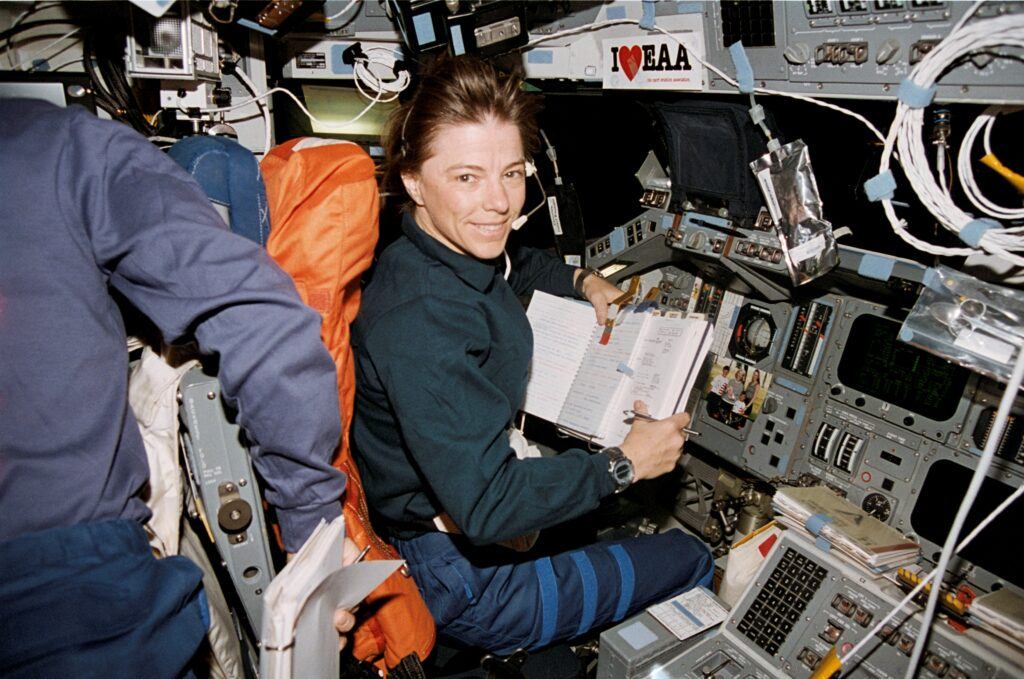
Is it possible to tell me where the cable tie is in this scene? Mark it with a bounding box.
[897,78,937,109]
[864,171,897,202]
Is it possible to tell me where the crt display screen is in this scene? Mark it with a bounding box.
[837,315,969,422]
[912,460,1023,588]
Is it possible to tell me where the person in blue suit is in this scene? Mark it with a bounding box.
[351,55,714,655]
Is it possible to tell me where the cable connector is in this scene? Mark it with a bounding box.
[748,103,766,127]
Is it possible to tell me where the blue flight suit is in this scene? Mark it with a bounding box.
[351,213,712,654]
[0,99,346,677]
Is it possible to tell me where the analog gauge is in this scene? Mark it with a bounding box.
[730,304,777,363]
[862,492,892,522]
[745,317,774,353]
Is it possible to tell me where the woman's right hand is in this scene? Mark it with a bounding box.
[619,400,691,481]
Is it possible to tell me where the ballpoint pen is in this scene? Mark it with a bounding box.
[623,409,701,437]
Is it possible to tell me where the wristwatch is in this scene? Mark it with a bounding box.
[602,446,635,493]
[573,267,602,298]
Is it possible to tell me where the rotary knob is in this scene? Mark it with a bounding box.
[784,42,812,65]
[876,39,900,65]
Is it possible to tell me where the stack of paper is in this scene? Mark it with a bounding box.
[260,516,403,679]
[773,486,920,572]
[971,588,1024,652]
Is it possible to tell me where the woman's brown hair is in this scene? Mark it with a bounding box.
[382,54,541,198]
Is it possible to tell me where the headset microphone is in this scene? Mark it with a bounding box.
[512,159,545,231]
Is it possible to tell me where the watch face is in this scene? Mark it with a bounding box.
[611,458,634,487]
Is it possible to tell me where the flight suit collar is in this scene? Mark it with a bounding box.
[401,212,501,292]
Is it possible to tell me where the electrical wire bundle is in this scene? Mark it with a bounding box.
[79,24,158,137]
[958,105,1024,222]
[195,44,409,155]
[878,6,1024,267]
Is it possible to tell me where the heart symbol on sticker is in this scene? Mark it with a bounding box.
[619,45,642,81]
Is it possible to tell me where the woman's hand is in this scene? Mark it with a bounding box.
[575,269,623,325]
[334,537,361,650]
[619,400,691,482]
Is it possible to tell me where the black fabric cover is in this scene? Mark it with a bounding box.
[649,99,775,225]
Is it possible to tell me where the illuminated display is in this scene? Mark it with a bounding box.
[837,315,969,421]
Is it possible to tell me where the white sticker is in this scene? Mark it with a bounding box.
[648,586,728,641]
[789,233,827,263]
[547,196,563,236]
[602,21,706,91]
[755,168,783,224]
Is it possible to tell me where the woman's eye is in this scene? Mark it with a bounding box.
[505,170,524,179]
[458,174,475,183]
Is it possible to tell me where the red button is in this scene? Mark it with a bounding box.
[861,471,872,483]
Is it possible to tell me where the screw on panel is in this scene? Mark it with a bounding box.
[207,391,216,400]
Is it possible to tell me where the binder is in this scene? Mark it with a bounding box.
[523,291,713,446]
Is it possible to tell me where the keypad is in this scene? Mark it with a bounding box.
[737,548,827,657]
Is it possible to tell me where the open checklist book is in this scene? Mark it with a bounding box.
[523,291,713,446]
[260,517,402,679]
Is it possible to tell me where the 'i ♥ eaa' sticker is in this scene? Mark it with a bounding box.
[603,30,705,91]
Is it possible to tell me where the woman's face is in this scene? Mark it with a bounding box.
[402,115,528,261]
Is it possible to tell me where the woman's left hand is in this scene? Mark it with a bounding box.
[334,537,361,650]
[576,269,624,325]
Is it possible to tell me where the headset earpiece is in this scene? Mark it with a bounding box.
[525,160,536,177]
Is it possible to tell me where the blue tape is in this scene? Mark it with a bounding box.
[676,1,704,13]
[805,513,834,536]
[858,254,895,281]
[330,45,356,75]
[898,78,937,109]
[450,25,466,56]
[773,376,809,395]
[922,267,943,291]
[864,171,897,202]
[570,551,599,638]
[960,218,1000,247]
[672,600,704,627]
[617,362,635,376]
[412,12,437,45]
[816,536,832,553]
[661,214,675,230]
[535,557,559,647]
[607,5,627,20]
[640,0,657,29]
[610,544,636,622]
[527,49,554,64]
[618,621,658,651]
[729,42,755,94]
[610,228,627,254]
[237,18,276,35]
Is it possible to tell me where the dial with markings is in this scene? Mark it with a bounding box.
[862,492,892,522]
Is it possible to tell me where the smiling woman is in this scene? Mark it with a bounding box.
[401,116,528,260]
[350,54,713,657]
